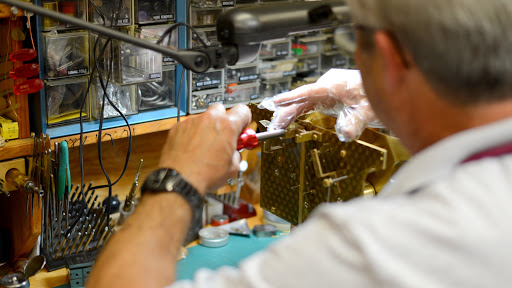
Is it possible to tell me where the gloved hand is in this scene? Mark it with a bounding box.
[258,68,380,141]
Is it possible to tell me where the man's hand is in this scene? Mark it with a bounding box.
[159,103,252,194]
[259,69,379,141]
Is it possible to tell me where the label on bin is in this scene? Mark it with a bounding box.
[309,64,318,70]
[276,50,289,56]
[196,79,221,87]
[153,14,175,20]
[222,1,235,6]
[239,74,258,82]
[250,94,259,100]
[283,71,296,77]
[118,18,130,24]
[149,73,162,79]
[163,57,175,63]
[67,68,88,76]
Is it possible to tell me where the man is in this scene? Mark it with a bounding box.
[88,0,512,286]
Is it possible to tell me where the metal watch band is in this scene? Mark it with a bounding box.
[141,169,203,212]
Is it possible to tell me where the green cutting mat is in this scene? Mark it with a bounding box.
[177,233,286,280]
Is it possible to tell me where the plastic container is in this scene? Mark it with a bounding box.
[138,65,175,111]
[259,39,291,59]
[92,32,163,85]
[292,34,326,56]
[259,58,298,80]
[90,77,139,119]
[135,0,175,24]
[46,77,89,126]
[190,7,223,27]
[42,0,87,31]
[191,69,224,91]
[189,88,224,114]
[89,0,132,26]
[260,77,292,98]
[296,55,320,73]
[225,62,259,84]
[44,31,89,79]
[139,25,179,65]
[224,82,259,106]
[189,27,219,48]
[321,52,347,71]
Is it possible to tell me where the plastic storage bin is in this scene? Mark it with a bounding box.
[90,77,139,119]
[190,7,223,27]
[135,0,175,24]
[259,39,291,59]
[189,27,219,48]
[190,88,224,114]
[89,0,132,26]
[321,52,347,71]
[44,31,89,79]
[292,35,326,56]
[191,69,224,91]
[259,58,298,80]
[92,32,163,85]
[224,82,260,106]
[46,77,89,126]
[260,77,292,98]
[138,65,175,111]
[41,0,87,31]
[139,25,179,65]
[225,62,259,84]
[296,55,320,73]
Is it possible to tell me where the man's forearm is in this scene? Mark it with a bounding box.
[87,193,192,288]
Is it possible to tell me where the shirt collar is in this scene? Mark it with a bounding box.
[379,117,512,197]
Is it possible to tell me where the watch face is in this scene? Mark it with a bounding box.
[165,182,174,191]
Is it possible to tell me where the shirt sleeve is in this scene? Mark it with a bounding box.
[167,202,377,288]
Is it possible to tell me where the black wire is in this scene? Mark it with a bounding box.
[157,22,209,49]
[177,68,185,123]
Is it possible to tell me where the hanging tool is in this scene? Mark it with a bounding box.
[5,168,44,196]
[58,141,71,235]
[237,128,286,150]
[118,159,143,225]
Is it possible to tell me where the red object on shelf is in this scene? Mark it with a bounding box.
[9,63,40,79]
[13,78,44,95]
[223,199,257,222]
[60,2,76,15]
[9,49,38,62]
[237,128,258,150]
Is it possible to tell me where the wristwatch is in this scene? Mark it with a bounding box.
[141,168,204,244]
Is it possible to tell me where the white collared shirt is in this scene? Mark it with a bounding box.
[170,117,512,288]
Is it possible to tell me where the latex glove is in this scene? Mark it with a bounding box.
[258,68,380,141]
[159,104,252,194]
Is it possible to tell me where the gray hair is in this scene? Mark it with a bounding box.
[346,0,512,105]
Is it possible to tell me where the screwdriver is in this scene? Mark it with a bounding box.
[237,128,286,150]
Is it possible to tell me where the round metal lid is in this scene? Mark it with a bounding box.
[199,227,229,248]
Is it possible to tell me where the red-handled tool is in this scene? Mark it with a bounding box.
[237,128,286,150]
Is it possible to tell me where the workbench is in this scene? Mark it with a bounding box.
[29,204,285,287]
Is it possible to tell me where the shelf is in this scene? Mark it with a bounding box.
[0,116,191,162]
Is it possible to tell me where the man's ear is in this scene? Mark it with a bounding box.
[373,31,412,90]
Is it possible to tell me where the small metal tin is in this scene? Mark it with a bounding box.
[253,224,278,238]
[211,214,229,226]
[0,272,29,288]
[199,227,229,248]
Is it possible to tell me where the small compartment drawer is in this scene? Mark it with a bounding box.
[44,31,89,79]
[90,78,139,119]
[260,77,292,98]
[138,65,175,111]
[89,0,132,26]
[190,88,224,114]
[259,39,291,59]
[192,69,224,90]
[224,82,259,105]
[190,7,223,27]
[189,27,219,48]
[139,25,179,65]
[191,0,222,8]
[92,32,163,85]
[42,0,87,31]
[259,58,298,80]
[297,55,320,73]
[46,77,89,126]
[321,52,347,70]
[292,35,326,56]
[225,63,259,84]
[135,0,175,24]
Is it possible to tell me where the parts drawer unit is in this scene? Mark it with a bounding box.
[224,82,260,107]
[259,39,291,59]
[44,31,90,79]
[189,88,224,114]
[90,77,139,120]
[191,69,224,91]
[225,62,259,84]
[260,77,292,99]
[46,76,89,126]
[259,58,297,80]
[138,65,176,111]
